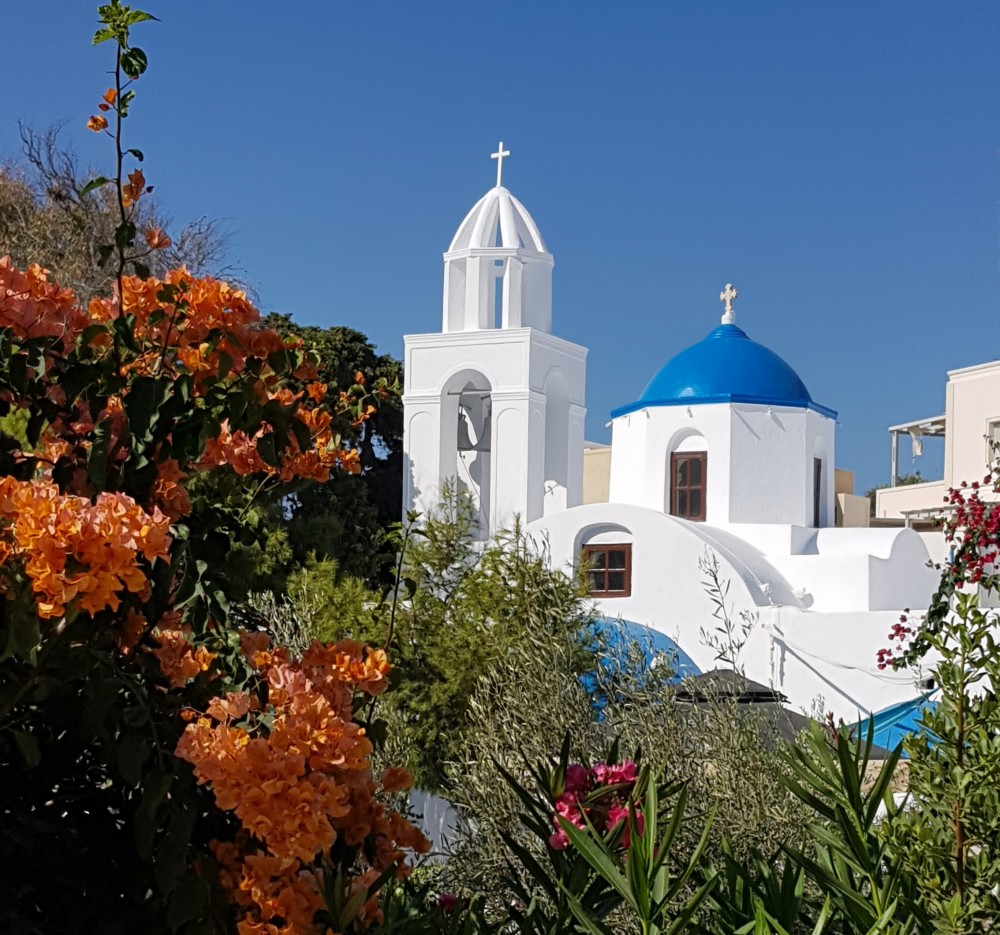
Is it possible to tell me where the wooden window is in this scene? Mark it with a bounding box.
[582,544,632,597]
[670,452,707,522]
[813,458,823,527]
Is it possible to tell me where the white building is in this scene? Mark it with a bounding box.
[875,360,1000,528]
[403,148,944,724]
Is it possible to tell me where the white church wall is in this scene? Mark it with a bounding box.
[609,405,733,522]
[757,609,933,722]
[528,504,942,723]
[527,503,762,679]
[722,524,817,556]
[754,528,938,613]
[729,406,808,525]
[402,406,439,521]
[727,407,835,527]
[866,530,942,611]
[918,530,949,564]
[762,554,872,612]
[609,403,834,527]
[492,396,528,528]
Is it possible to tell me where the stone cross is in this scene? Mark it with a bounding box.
[719,282,738,324]
[491,141,510,188]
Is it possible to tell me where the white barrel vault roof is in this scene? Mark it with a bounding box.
[448,186,548,253]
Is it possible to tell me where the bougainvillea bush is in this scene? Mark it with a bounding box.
[0,5,426,933]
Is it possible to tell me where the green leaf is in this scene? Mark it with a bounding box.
[216,350,233,381]
[256,432,280,468]
[12,730,41,768]
[561,889,616,935]
[127,147,145,162]
[115,220,137,250]
[126,9,160,25]
[79,175,112,197]
[87,417,113,490]
[115,733,150,786]
[7,354,27,394]
[123,705,150,727]
[121,46,148,79]
[119,89,136,118]
[93,26,115,44]
[113,313,140,352]
[167,878,209,931]
[558,817,634,908]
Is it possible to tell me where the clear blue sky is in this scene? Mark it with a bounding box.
[4,2,1000,493]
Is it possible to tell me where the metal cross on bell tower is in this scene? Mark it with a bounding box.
[491,141,510,188]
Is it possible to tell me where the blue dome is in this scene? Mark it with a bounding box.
[611,324,836,419]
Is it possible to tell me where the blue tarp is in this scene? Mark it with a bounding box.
[859,694,938,754]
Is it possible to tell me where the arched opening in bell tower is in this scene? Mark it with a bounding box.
[440,369,493,540]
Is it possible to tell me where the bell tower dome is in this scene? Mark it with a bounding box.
[403,144,586,538]
[441,143,554,333]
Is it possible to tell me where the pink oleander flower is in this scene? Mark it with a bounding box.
[593,760,637,785]
[607,802,644,848]
[564,763,590,794]
[438,893,457,914]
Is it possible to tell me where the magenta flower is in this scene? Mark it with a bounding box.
[564,763,590,794]
[438,893,458,914]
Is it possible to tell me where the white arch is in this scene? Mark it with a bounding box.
[440,368,493,540]
[664,427,708,515]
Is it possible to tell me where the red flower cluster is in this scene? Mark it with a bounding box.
[549,760,642,851]
[942,475,1000,589]
[876,611,914,670]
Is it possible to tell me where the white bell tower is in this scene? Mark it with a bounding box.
[403,144,587,538]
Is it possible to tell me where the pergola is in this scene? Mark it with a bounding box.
[887,414,945,486]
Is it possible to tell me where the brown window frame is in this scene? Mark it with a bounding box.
[582,544,632,598]
[670,451,707,522]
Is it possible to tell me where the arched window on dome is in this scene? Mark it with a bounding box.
[667,433,707,522]
[576,524,633,598]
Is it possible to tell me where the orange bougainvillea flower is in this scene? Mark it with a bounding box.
[116,608,148,656]
[122,168,146,207]
[379,766,414,795]
[152,613,218,688]
[87,115,109,132]
[151,457,192,520]
[102,87,117,105]
[145,226,172,250]
[0,256,90,342]
[305,382,327,403]
[0,476,171,620]
[177,634,429,933]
